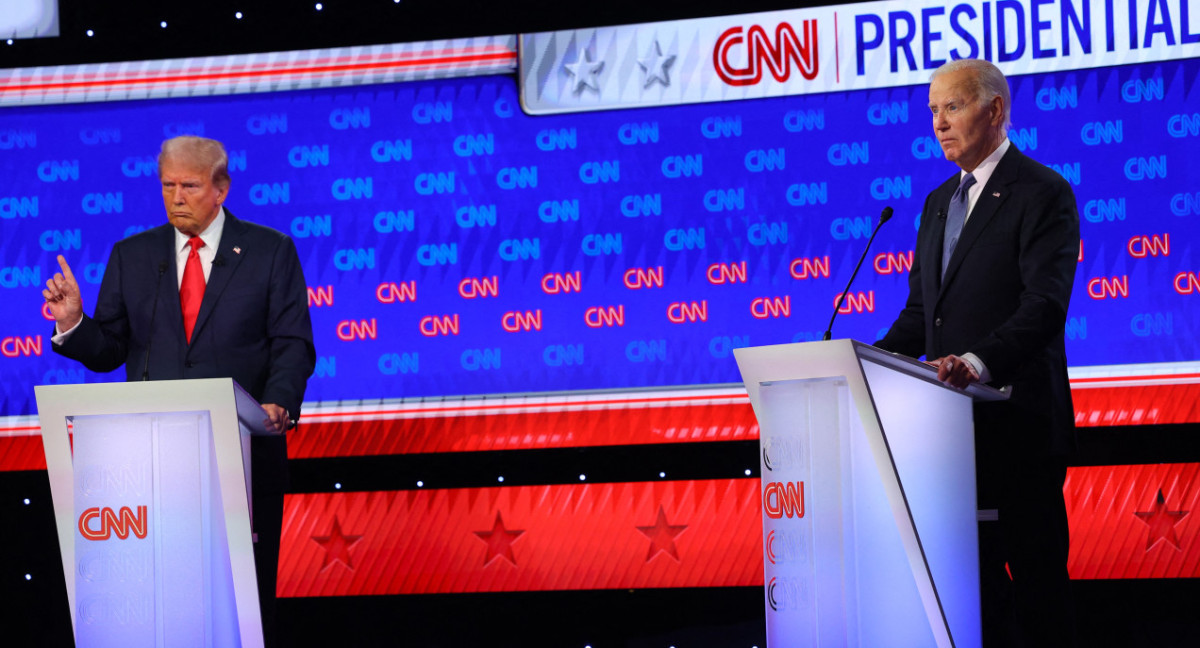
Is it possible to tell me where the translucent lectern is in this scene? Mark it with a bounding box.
[734,340,1008,648]
[35,378,270,648]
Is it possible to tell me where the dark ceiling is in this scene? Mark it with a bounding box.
[1,1,862,69]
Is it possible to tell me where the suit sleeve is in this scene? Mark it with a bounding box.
[260,236,316,421]
[876,193,937,359]
[53,242,133,373]
[970,174,1079,384]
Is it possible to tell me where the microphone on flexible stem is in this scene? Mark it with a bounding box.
[142,261,168,381]
[213,254,225,268]
[822,206,894,341]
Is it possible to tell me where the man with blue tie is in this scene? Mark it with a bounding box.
[876,59,1080,647]
[43,135,315,647]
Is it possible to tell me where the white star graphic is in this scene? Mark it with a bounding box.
[638,40,676,89]
[565,51,604,94]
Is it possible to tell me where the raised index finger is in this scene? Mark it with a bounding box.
[56,255,78,286]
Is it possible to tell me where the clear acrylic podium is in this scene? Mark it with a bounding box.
[35,378,272,648]
[734,340,1008,648]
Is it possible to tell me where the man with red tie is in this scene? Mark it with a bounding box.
[43,135,315,647]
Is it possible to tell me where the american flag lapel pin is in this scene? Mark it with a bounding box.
[233,247,242,255]
[992,191,1001,197]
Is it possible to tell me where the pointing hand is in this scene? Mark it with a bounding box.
[42,255,84,332]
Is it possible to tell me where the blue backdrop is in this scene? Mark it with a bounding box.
[1,59,1197,416]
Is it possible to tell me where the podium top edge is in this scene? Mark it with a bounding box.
[34,378,278,435]
[733,339,1010,402]
[853,341,1010,402]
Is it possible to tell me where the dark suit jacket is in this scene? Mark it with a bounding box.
[876,145,1080,456]
[54,210,316,493]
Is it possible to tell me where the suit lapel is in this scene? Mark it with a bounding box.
[938,147,1021,292]
[156,226,189,347]
[190,212,247,342]
[926,176,957,295]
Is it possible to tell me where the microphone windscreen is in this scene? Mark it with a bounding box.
[879,206,894,224]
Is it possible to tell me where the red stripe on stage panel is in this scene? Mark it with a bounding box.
[276,478,764,597]
[1066,463,1200,579]
[0,434,46,471]
[286,400,760,458]
[5,379,1199,470]
[1072,383,1200,427]
[282,381,1200,461]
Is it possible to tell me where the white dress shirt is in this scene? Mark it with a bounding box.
[959,138,1011,224]
[174,207,225,286]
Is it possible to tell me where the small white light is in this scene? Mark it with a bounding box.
[315,3,323,10]
[745,469,752,476]
[416,480,424,488]
[160,21,167,28]
[25,574,32,580]
[6,39,13,45]
[235,11,243,19]
[579,474,586,481]
[659,472,666,478]
[497,476,504,483]
[24,498,30,505]
[334,482,342,490]
[86,29,94,37]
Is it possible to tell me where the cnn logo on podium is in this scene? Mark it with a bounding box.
[78,505,148,541]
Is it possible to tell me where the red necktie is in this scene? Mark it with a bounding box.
[180,236,206,343]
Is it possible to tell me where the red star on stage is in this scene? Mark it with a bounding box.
[311,516,364,571]
[636,505,688,562]
[1134,488,1190,551]
[474,512,524,566]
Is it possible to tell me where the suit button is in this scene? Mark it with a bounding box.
[934,318,943,327]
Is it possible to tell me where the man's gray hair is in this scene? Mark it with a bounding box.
[932,58,1011,131]
[158,135,231,186]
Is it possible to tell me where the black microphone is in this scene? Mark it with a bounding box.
[213,254,226,268]
[822,206,894,341]
[141,261,168,381]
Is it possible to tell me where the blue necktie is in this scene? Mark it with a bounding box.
[942,173,976,278]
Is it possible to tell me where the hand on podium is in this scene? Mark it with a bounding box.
[261,403,292,433]
[929,354,980,389]
[42,255,84,333]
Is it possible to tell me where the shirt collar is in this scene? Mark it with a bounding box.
[175,207,226,253]
[961,138,1010,190]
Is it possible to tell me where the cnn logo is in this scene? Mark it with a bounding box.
[78,506,148,541]
[763,481,805,519]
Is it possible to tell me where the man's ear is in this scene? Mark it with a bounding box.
[989,96,1006,127]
